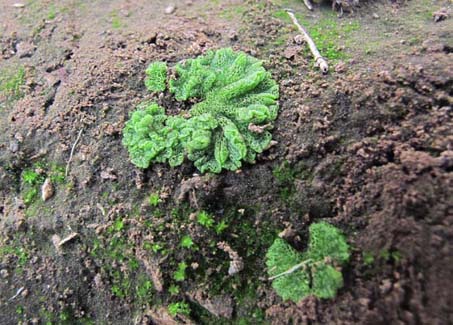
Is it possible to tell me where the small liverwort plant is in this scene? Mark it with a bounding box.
[122,48,279,173]
[168,301,191,317]
[196,210,215,228]
[265,222,350,302]
[173,262,188,282]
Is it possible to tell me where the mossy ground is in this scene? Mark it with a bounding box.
[0,0,451,323]
[0,65,25,107]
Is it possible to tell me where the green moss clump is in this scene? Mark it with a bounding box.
[0,66,25,99]
[266,222,350,302]
[180,235,194,249]
[145,62,168,92]
[308,222,350,263]
[122,48,279,173]
[149,192,161,207]
[168,301,191,317]
[19,162,65,207]
[173,262,188,281]
[197,210,215,228]
[266,238,310,302]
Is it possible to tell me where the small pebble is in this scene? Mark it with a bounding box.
[0,269,9,278]
[164,5,175,14]
[9,140,19,153]
[294,34,304,45]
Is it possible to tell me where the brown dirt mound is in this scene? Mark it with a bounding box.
[0,0,452,324]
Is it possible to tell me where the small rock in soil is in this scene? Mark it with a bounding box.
[228,31,238,41]
[284,46,300,60]
[294,34,304,45]
[335,61,347,73]
[100,168,117,180]
[380,279,393,294]
[0,269,9,278]
[9,140,19,153]
[165,5,176,14]
[16,41,36,58]
[192,291,234,319]
[433,8,449,22]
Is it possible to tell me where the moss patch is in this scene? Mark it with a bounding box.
[0,66,25,100]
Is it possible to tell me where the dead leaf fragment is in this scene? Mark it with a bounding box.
[217,241,244,276]
[41,178,54,201]
[433,8,449,22]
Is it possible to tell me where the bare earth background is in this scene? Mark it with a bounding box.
[0,0,452,324]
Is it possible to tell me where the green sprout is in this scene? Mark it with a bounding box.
[168,284,180,295]
[23,188,38,205]
[173,262,188,282]
[180,235,194,249]
[21,169,42,185]
[149,192,161,207]
[215,220,228,235]
[197,211,214,229]
[136,279,153,299]
[168,301,191,317]
[151,243,163,253]
[362,251,375,266]
[109,219,124,233]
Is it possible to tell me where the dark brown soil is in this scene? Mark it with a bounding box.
[0,0,452,324]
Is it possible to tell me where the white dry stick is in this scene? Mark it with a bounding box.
[286,10,329,74]
[8,287,24,301]
[96,203,106,216]
[303,0,313,11]
[268,259,312,281]
[65,128,84,177]
[58,232,79,246]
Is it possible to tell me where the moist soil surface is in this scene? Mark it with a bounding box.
[0,0,452,324]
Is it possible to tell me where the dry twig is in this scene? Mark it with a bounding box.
[8,287,24,301]
[58,232,79,246]
[65,128,84,177]
[303,0,313,11]
[286,9,329,74]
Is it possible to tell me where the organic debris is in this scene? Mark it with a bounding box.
[41,178,54,201]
